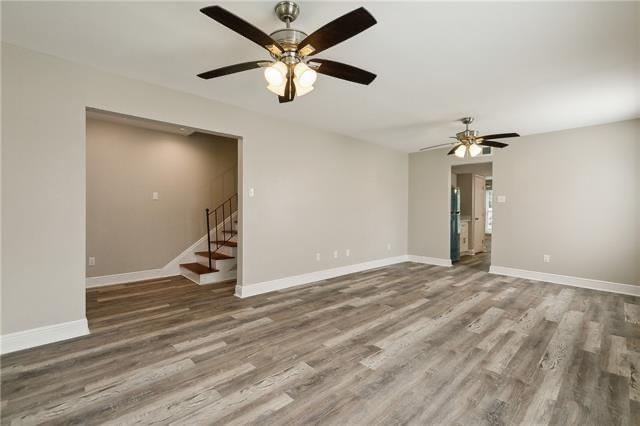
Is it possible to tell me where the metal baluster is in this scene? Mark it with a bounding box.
[215,209,219,252]
[222,202,226,248]
[205,209,212,270]
[227,198,231,236]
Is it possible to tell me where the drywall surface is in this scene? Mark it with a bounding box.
[1,43,408,335]
[451,162,493,177]
[409,119,639,285]
[86,117,237,277]
[492,119,639,285]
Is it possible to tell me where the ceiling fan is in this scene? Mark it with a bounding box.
[197,1,377,103]
[419,117,520,157]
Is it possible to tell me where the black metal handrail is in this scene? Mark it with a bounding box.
[205,193,238,270]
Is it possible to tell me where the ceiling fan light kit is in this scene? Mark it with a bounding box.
[454,145,467,158]
[264,61,288,86]
[197,1,378,103]
[468,143,482,157]
[420,117,521,156]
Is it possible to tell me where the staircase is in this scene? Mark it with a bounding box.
[180,194,238,285]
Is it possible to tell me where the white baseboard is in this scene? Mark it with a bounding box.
[0,319,89,354]
[489,265,640,297]
[407,255,453,267]
[236,255,410,298]
[86,268,173,288]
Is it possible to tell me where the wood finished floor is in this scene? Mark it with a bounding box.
[457,250,491,272]
[2,262,640,425]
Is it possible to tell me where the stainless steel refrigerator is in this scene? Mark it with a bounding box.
[450,188,461,262]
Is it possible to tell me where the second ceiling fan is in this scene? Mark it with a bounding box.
[420,117,520,157]
[198,1,378,103]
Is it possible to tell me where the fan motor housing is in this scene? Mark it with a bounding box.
[457,129,479,141]
[270,28,307,53]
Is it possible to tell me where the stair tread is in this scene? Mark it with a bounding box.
[194,251,234,260]
[222,230,238,234]
[180,262,218,275]
[211,240,238,247]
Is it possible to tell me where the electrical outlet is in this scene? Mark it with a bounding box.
[152,192,159,200]
[249,188,255,197]
[316,253,321,261]
[333,250,338,259]
[543,254,551,263]
[345,249,350,257]
[88,257,96,266]
[497,195,506,203]
[387,243,392,251]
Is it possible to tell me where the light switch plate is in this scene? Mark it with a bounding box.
[249,188,255,197]
[497,195,506,203]
[88,257,96,266]
[152,192,159,200]
[333,250,338,259]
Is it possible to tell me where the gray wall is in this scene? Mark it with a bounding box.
[409,119,640,285]
[492,119,639,285]
[1,44,408,335]
[86,117,237,277]
[408,151,450,260]
[457,174,473,218]
[452,162,493,177]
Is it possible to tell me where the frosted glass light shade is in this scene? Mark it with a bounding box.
[469,143,482,157]
[267,83,286,96]
[294,62,317,87]
[264,61,287,86]
[454,145,467,158]
[294,78,314,96]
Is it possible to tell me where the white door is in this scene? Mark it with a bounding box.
[473,175,486,253]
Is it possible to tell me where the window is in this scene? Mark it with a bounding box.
[485,178,493,234]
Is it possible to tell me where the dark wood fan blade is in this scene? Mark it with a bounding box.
[200,6,284,55]
[419,142,456,151]
[308,59,376,85]
[478,140,508,148]
[447,144,462,155]
[197,61,265,79]
[278,69,296,103]
[297,7,377,57]
[478,132,520,139]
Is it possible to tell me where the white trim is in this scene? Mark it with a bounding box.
[406,255,453,267]
[86,268,172,288]
[489,265,640,297]
[0,319,89,354]
[236,255,410,298]
[86,212,238,288]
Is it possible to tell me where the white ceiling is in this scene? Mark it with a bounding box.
[3,1,639,152]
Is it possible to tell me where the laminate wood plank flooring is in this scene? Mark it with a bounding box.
[2,261,639,425]
[457,249,491,272]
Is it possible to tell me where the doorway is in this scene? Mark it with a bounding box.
[450,162,493,271]
[84,108,244,324]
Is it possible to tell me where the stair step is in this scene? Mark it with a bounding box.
[180,262,218,275]
[211,240,237,247]
[194,251,234,260]
[222,230,238,235]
